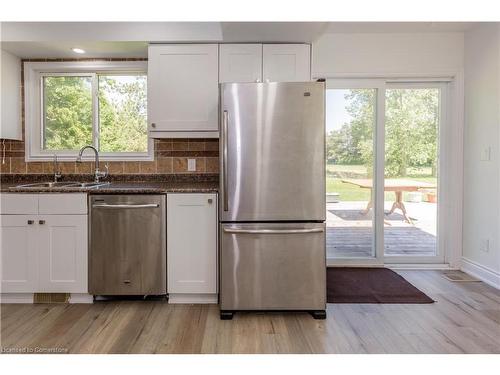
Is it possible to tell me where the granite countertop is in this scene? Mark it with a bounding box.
[0,174,219,194]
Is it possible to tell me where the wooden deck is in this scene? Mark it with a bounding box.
[326,202,437,258]
[1,271,499,353]
[327,226,437,258]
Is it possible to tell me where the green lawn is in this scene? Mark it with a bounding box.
[326,164,434,177]
[326,164,368,175]
[327,178,371,201]
[326,164,437,202]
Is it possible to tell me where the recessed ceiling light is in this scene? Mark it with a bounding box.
[71,48,86,54]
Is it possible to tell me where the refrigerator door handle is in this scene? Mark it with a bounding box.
[223,110,229,211]
[223,228,324,234]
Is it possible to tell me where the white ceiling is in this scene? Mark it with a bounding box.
[1,41,149,58]
[0,21,480,58]
[324,22,478,33]
[220,22,329,42]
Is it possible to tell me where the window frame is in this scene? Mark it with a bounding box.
[25,60,152,161]
[325,78,454,267]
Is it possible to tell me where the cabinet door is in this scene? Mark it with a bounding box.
[0,215,38,292]
[38,215,88,293]
[167,194,217,294]
[262,44,311,82]
[219,44,262,83]
[1,50,22,140]
[148,44,219,132]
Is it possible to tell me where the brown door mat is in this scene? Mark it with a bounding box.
[327,267,434,304]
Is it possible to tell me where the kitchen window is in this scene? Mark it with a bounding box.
[25,61,152,161]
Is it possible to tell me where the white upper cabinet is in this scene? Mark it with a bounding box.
[219,44,262,83]
[147,43,310,137]
[1,50,22,140]
[148,44,219,135]
[262,44,311,82]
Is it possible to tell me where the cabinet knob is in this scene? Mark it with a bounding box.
[27,220,34,225]
[151,123,156,128]
[123,280,131,284]
[208,198,213,204]
[38,220,45,225]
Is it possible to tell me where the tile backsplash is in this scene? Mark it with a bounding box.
[0,57,219,176]
[0,138,219,175]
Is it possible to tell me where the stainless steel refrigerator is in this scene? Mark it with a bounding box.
[219,82,326,320]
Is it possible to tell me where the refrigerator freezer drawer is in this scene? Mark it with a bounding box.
[220,222,326,311]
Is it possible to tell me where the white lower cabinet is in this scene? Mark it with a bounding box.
[38,215,88,293]
[0,193,88,299]
[167,193,217,303]
[0,215,38,293]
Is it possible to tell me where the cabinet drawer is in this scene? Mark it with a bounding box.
[0,194,38,214]
[38,194,87,215]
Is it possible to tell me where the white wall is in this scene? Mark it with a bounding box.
[312,32,464,76]
[462,23,500,287]
[0,49,22,140]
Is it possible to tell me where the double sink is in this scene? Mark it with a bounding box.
[11,146,112,191]
[13,181,110,190]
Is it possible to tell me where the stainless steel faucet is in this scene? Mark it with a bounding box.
[53,154,62,182]
[76,145,108,182]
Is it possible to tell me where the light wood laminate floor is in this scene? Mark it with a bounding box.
[1,271,499,354]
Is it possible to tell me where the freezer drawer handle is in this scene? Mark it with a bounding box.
[92,203,160,209]
[223,228,324,234]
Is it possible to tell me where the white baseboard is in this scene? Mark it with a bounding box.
[461,257,500,289]
[327,263,453,270]
[168,293,218,304]
[0,293,33,303]
[387,263,454,270]
[69,293,94,304]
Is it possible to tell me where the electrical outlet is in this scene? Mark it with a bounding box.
[187,158,196,172]
[480,239,490,253]
[480,146,491,161]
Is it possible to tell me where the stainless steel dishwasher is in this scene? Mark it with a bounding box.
[89,195,166,296]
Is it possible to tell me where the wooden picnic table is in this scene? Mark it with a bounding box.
[341,178,436,224]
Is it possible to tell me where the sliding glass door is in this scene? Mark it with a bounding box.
[383,83,445,263]
[326,79,447,265]
[326,80,384,265]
